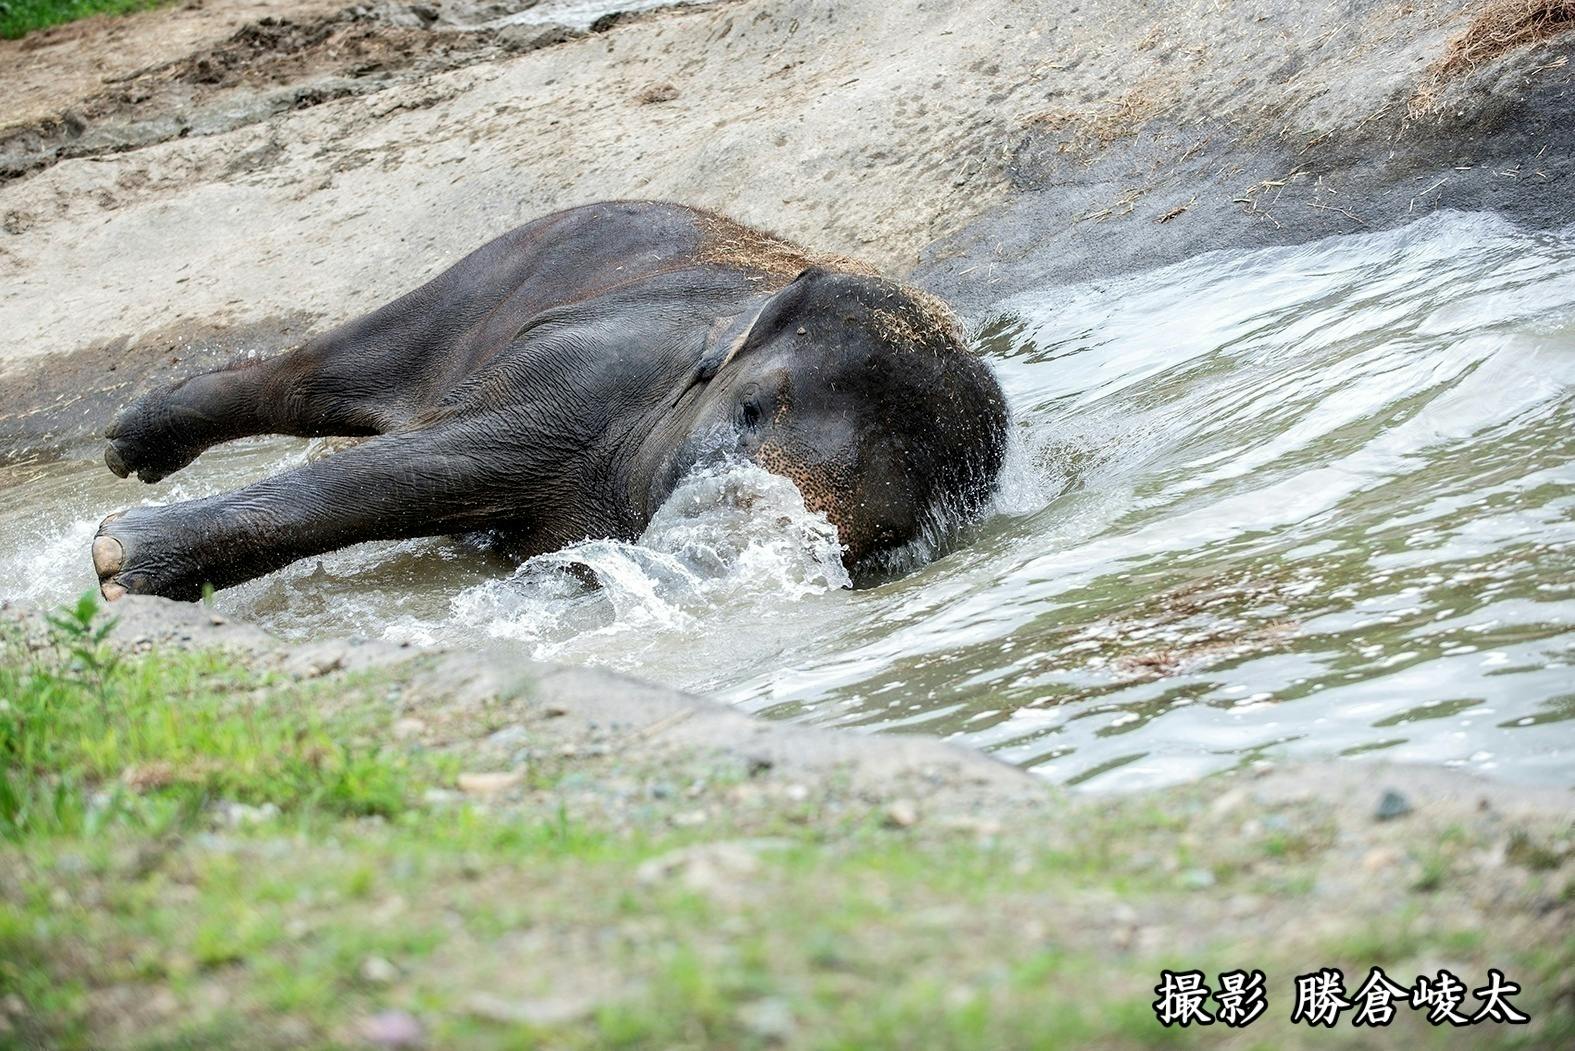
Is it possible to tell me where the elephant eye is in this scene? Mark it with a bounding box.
[739,400,762,429]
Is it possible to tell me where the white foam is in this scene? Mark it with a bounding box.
[381,460,850,657]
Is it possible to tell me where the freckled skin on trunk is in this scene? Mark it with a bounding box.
[93,201,1008,602]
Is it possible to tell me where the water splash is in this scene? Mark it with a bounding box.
[381,460,851,658]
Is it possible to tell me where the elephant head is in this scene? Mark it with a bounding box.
[652,267,1010,575]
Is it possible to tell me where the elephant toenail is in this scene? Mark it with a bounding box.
[92,535,125,577]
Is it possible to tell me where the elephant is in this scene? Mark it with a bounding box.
[90,201,1008,601]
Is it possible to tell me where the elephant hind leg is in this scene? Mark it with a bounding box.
[94,414,532,600]
[103,213,593,483]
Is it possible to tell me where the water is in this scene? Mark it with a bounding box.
[476,0,716,32]
[2,210,1572,791]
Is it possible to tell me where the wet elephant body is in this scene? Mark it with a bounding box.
[92,201,1008,601]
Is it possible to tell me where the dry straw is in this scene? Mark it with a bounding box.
[1412,0,1575,113]
[1434,0,1574,78]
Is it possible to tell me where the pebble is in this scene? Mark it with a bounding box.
[360,955,398,984]
[952,815,1003,836]
[306,655,344,677]
[669,808,709,827]
[221,801,280,827]
[1208,787,1249,816]
[883,799,920,829]
[737,997,797,1043]
[1375,789,1413,822]
[1362,846,1401,872]
[1227,894,1264,918]
[357,1010,425,1049]
[456,770,525,795]
[466,991,596,1026]
[485,725,528,749]
[146,988,179,1018]
[636,841,766,891]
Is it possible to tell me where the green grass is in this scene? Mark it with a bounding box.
[0,595,1570,1049]
[0,594,436,843]
[0,0,175,40]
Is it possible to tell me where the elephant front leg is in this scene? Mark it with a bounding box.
[104,365,266,483]
[103,347,404,484]
[93,421,533,600]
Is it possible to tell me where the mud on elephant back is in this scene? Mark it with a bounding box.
[91,201,1009,602]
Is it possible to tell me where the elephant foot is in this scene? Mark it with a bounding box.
[104,387,218,483]
[93,507,208,602]
[104,425,201,485]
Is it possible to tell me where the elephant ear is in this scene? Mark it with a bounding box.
[695,266,825,383]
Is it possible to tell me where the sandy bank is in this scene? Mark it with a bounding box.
[2,0,1570,459]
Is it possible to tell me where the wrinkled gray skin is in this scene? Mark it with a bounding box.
[92,201,1008,601]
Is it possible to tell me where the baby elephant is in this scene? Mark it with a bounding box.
[92,201,1008,601]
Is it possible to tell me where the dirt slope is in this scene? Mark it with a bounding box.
[0,0,1569,453]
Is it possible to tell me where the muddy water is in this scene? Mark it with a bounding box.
[2,211,1572,791]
